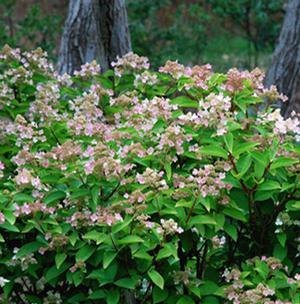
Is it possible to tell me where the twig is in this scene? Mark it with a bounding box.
[186,194,198,225]
[49,126,62,145]
[198,240,208,279]
[103,181,120,201]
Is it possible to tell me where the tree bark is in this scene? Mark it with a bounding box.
[57,0,131,74]
[265,0,300,117]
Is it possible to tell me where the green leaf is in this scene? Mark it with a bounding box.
[70,189,90,200]
[189,215,217,226]
[72,272,84,287]
[103,251,118,269]
[201,296,220,304]
[148,269,164,290]
[160,207,178,216]
[176,296,195,304]
[254,160,265,179]
[3,210,16,225]
[112,217,132,234]
[70,271,84,286]
[43,190,66,205]
[257,180,281,191]
[90,186,99,212]
[106,289,120,304]
[175,200,193,208]
[75,245,95,262]
[251,151,269,166]
[254,260,269,279]
[13,193,34,202]
[133,249,153,261]
[233,142,259,157]
[199,145,228,159]
[118,235,144,245]
[55,253,67,269]
[273,244,287,261]
[199,281,219,296]
[223,207,247,222]
[290,200,300,210]
[153,286,168,303]
[45,262,71,282]
[0,222,19,232]
[224,133,233,152]
[235,154,252,178]
[224,223,238,241]
[157,247,173,260]
[254,191,274,201]
[67,293,86,302]
[164,163,172,181]
[16,241,43,258]
[270,157,298,170]
[114,278,136,289]
[214,213,225,230]
[83,230,106,244]
[276,233,287,247]
[69,231,79,246]
[88,290,106,300]
[170,96,198,108]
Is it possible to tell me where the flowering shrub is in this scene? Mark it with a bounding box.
[224,257,300,304]
[0,45,299,304]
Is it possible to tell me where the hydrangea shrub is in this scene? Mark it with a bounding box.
[0,45,299,303]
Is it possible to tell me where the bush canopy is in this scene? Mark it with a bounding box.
[0,45,299,303]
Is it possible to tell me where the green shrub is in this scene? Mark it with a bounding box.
[0,45,299,303]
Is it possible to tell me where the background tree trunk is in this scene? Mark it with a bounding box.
[265,0,300,117]
[57,0,131,74]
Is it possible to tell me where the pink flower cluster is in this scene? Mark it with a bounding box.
[0,211,5,224]
[29,82,61,122]
[112,52,150,77]
[177,92,232,136]
[199,92,232,135]
[70,260,86,273]
[259,109,300,140]
[39,234,69,255]
[51,141,82,162]
[224,68,265,93]
[74,60,101,78]
[136,168,168,189]
[15,168,43,190]
[7,115,46,147]
[119,97,177,133]
[158,125,192,155]
[23,48,54,74]
[66,208,123,228]
[0,161,4,179]
[184,64,212,90]
[159,60,185,79]
[159,60,212,89]
[173,165,231,198]
[0,82,14,109]
[119,143,146,158]
[0,44,21,61]
[134,71,158,87]
[260,85,288,103]
[223,257,292,304]
[110,92,137,107]
[123,190,147,206]
[136,214,155,229]
[157,218,184,235]
[13,202,55,217]
[8,248,38,271]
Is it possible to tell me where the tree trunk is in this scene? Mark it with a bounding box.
[57,0,131,74]
[265,0,300,117]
